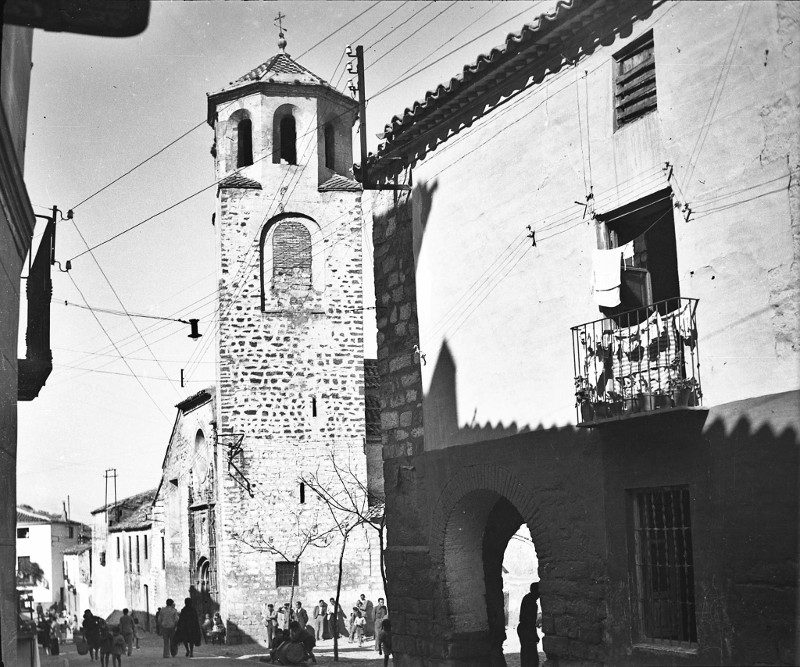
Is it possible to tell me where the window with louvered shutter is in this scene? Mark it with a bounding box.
[614,32,656,128]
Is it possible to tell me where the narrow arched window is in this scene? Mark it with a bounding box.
[279,115,297,165]
[324,123,335,169]
[237,118,253,167]
[273,220,311,290]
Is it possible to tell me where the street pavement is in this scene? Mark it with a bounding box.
[39,631,536,666]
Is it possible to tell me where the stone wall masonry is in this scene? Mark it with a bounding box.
[214,181,380,642]
[150,395,216,612]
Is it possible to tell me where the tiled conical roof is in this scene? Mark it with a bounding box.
[207,52,356,127]
[234,53,328,86]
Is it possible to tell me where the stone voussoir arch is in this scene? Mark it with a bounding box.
[428,462,549,568]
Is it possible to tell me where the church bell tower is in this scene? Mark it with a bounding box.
[205,30,376,641]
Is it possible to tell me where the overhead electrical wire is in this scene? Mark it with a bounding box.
[66,272,171,421]
[331,1,413,88]
[293,2,384,61]
[375,2,504,93]
[679,1,749,197]
[57,1,668,390]
[365,2,457,72]
[63,4,387,216]
[65,3,550,264]
[68,217,182,397]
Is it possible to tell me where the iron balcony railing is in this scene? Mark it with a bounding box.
[571,297,701,425]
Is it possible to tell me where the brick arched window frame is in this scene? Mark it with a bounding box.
[273,104,298,165]
[260,213,324,311]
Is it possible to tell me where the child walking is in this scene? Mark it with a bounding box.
[111,627,126,666]
[378,618,392,667]
[99,626,113,667]
[353,610,366,647]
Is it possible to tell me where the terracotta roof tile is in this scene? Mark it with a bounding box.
[368,0,585,167]
[218,174,262,190]
[17,505,67,524]
[319,174,361,192]
[91,489,157,517]
[235,53,327,85]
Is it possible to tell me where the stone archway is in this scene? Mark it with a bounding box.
[428,464,549,665]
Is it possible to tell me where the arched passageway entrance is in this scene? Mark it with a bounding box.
[439,489,545,666]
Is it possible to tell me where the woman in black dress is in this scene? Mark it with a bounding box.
[176,597,202,657]
[81,609,101,661]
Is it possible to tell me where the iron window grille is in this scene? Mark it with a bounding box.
[275,561,300,588]
[631,486,697,646]
[614,31,656,128]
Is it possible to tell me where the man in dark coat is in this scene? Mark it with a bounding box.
[517,582,540,667]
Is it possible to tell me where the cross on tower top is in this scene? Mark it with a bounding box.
[275,12,287,53]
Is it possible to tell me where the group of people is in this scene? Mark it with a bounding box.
[80,609,137,665]
[201,611,228,644]
[77,593,396,664]
[154,597,207,658]
[81,597,226,661]
[35,608,75,656]
[262,594,391,664]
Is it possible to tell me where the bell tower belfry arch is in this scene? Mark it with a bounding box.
[205,35,374,642]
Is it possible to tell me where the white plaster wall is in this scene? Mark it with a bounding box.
[16,523,54,603]
[409,1,799,449]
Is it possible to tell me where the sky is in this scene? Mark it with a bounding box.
[17,0,550,523]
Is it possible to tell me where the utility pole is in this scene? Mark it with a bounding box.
[347,45,409,191]
[355,45,368,188]
[104,468,117,527]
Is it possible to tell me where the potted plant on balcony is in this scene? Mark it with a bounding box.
[635,378,659,412]
[604,389,625,417]
[575,376,595,421]
[668,376,700,407]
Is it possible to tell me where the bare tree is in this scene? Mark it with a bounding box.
[230,504,338,610]
[301,452,388,661]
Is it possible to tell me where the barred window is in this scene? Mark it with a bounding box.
[275,561,300,588]
[614,31,656,128]
[273,221,312,290]
[631,486,697,646]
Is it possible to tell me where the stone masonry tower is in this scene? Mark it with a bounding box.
[206,39,379,641]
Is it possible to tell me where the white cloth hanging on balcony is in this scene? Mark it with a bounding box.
[591,247,623,307]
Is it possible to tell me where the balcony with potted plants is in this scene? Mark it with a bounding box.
[571,297,703,426]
